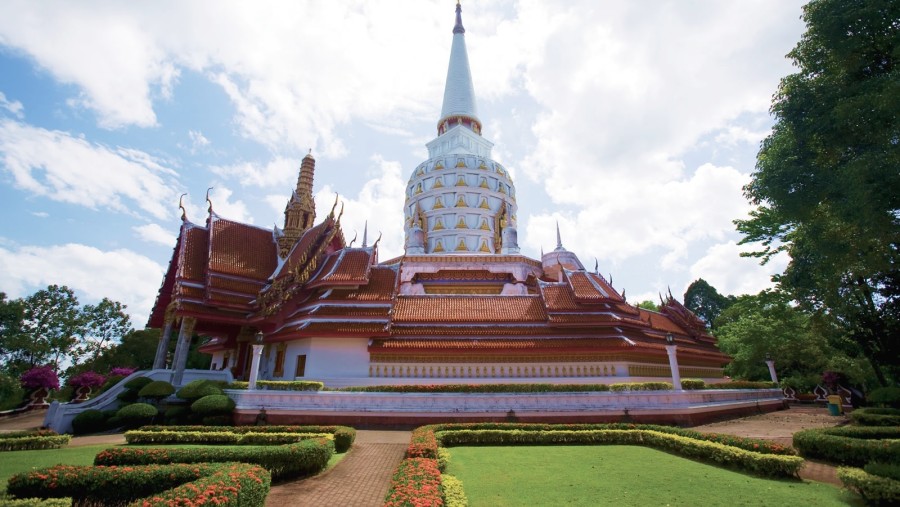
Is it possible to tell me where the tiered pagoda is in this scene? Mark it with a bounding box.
[148,2,730,387]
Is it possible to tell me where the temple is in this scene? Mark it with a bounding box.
[147,3,730,387]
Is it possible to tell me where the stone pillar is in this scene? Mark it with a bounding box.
[766,359,779,384]
[153,318,175,370]
[665,345,683,392]
[248,344,265,390]
[171,317,196,386]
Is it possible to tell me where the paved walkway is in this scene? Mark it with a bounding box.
[1,405,849,503]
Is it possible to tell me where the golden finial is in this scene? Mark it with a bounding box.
[178,193,188,222]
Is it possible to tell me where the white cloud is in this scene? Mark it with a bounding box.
[207,186,252,224]
[0,243,164,326]
[315,155,406,260]
[133,223,177,247]
[689,241,789,297]
[0,91,24,118]
[30,211,48,218]
[0,118,182,220]
[188,129,210,153]
[210,156,298,189]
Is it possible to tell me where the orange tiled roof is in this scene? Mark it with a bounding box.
[208,218,277,280]
[638,308,687,335]
[569,271,607,300]
[178,225,209,282]
[370,337,633,352]
[327,266,397,301]
[276,220,330,281]
[541,284,580,311]
[309,305,391,318]
[393,295,547,323]
[307,249,372,288]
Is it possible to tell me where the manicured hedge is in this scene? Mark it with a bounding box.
[441,474,468,507]
[176,379,225,400]
[407,423,794,458]
[95,437,333,481]
[837,467,900,505]
[137,380,175,399]
[7,462,270,506]
[229,380,324,391]
[793,426,900,466]
[436,429,802,478]
[0,430,70,451]
[383,458,443,507]
[137,424,356,453]
[337,381,777,393]
[125,429,329,445]
[117,402,158,428]
[72,409,106,435]
[850,407,900,427]
[0,499,69,507]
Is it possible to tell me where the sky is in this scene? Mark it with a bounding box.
[0,0,804,327]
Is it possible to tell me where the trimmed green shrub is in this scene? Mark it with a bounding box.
[793,426,900,466]
[384,458,442,507]
[116,402,158,429]
[95,437,334,481]
[72,409,106,435]
[681,378,705,390]
[838,467,900,505]
[116,388,138,403]
[163,404,190,424]
[868,387,900,408]
[123,376,153,390]
[176,379,224,400]
[0,431,71,451]
[0,499,70,507]
[191,394,235,415]
[229,380,324,391]
[105,416,122,429]
[850,407,900,427]
[867,463,900,481]
[610,382,673,391]
[138,380,175,400]
[124,430,328,446]
[442,474,468,507]
[7,462,270,506]
[437,448,452,472]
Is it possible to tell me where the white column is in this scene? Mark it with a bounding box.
[153,318,175,370]
[171,317,196,386]
[766,359,779,383]
[666,345,683,392]
[248,344,265,390]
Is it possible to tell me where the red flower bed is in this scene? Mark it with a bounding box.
[384,458,443,507]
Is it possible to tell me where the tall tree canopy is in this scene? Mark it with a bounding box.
[684,279,734,326]
[736,0,899,385]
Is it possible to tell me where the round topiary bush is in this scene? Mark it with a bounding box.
[868,387,900,408]
[176,379,224,401]
[71,409,106,435]
[191,394,235,416]
[123,376,153,391]
[116,402,158,429]
[164,405,191,424]
[117,389,138,403]
[138,380,175,400]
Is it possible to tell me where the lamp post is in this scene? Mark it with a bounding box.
[665,332,683,392]
[248,332,265,390]
[765,354,778,384]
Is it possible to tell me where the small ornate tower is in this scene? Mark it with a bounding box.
[278,153,317,257]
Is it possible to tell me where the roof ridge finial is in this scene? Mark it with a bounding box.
[178,193,188,222]
[362,221,368,248]
[454,0,465,34]
[555,221,563,250]
[205,187,214,214]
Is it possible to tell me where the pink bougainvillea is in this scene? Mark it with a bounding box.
[20,366,60,391]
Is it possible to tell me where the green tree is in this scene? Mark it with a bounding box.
[635,300,659,312]
[0,293,25,368]
[76,298,133,363]
[736,0,900,385]
[683,279,734,327]
[7,285,83,376]
[80,328,160,374]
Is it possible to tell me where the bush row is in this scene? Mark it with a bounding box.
[0,429,57,440]
[0,498,70,507]
[228,380,324,391]
[436,429,802,478]
[125,430,330,446]
[441,474,468,507]
[137,424,356,453]
[95,437,334,482]
[793,426,900,466]
[850,407,900,427]
[338,380,776,393]
[383,457,443,507]
[0,434,70,451]
[837,467,900,505]
[407,422,794,458]
[7,462,271,507]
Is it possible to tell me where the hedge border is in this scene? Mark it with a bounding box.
[125,430,330,446]
[849,407,900,427]
[383,457,443,507]
[793,426,900,466]
[337,380,775,394]
[228,380,324,391]
[95,437,334,481]
[0,433,70,452]
[837,467,900,505]
[136,424,356,453]
[7,462,270,506]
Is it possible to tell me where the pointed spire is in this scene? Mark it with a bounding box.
[206,187,214,214]
[178,193,188,222]
[362,221,368,248]
[555,221,564,251]
[438,1,480,135]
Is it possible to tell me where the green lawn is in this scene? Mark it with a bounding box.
[446,446,863,507]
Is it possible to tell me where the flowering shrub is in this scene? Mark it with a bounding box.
[6,462,270,506]
[109,366,136,377]
[96,437,334,481]
[384,458,443,507]
[19,366,59,391]
[68,371,105,389]
[125,430,330,446]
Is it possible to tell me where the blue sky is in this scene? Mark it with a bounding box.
[0,1,805,326]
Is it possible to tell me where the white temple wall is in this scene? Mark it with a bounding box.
[287,337,370,379]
